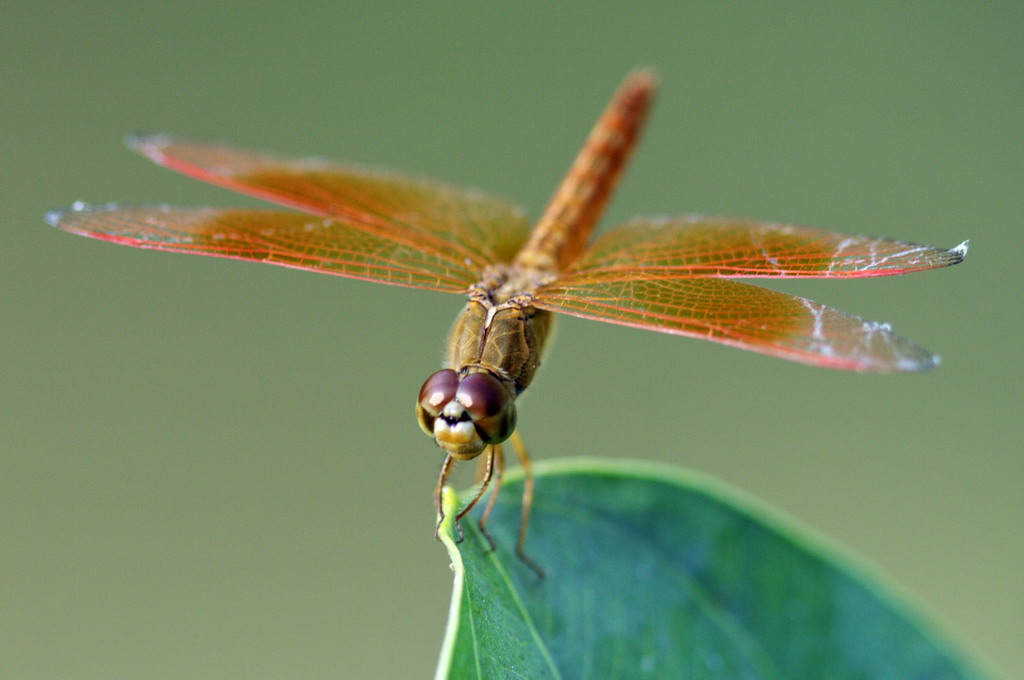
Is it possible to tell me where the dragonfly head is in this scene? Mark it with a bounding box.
[416,368,517,460]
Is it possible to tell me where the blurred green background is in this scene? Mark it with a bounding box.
[2,2,1020,678]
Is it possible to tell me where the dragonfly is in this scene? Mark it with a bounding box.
[48,71,966,575]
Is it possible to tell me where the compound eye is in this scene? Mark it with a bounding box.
[416,369,459,436]
[456,372,516,445]
[418,369,459,416]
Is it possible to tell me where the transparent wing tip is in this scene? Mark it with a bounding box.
[46,201,127,223]
[950,240,970,260]
[46,201,97,227]
[125,132,174,160]
[894,352,940,373]
[44,208,67,227]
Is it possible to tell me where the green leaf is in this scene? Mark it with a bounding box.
[434,458,988,680]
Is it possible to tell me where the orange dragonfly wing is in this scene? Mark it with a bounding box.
[572,216,966,278]
[48,205,499,292]
[48,135,534,292]
[534,275,937,372]
[533,217,967,372]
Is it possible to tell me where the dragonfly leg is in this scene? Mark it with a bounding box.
[476,444,505,552]
[472,447,491,484]
[456,445,498,550]
[509,432,545,579]
[434,454,462,543]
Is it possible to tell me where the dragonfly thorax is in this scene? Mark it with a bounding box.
[446,283,554,395]
[474,263,555,304]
